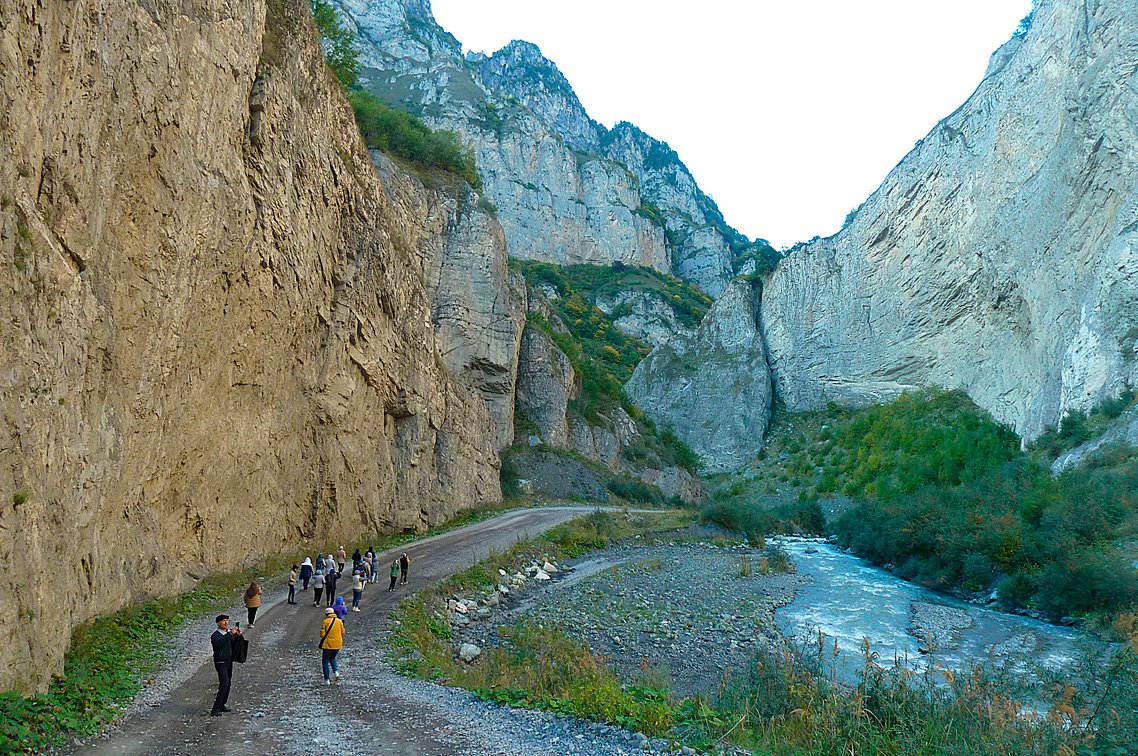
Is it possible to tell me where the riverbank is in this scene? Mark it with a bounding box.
[396,523,1138,754]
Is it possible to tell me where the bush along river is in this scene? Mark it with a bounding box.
[774,537,1091,682]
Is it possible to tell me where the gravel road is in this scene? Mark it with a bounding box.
[64,507,683,756]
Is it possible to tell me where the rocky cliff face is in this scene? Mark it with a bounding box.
[342,0,669,274]
[627,280,772,473]
[373,158,526,449]
[0,0,501,694]
[339,0,755,296]
[761,0,1138,440]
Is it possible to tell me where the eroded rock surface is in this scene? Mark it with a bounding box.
[627,280,773,473]
[0,0,499,693]
[761,0,1138,439]
[340,1,758,296]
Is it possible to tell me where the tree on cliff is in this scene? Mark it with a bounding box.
[310,0,359,89]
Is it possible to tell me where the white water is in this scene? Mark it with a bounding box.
[774,538,1090,681]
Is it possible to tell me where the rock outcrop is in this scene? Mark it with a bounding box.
[374,160,526,449]
[595,289,697,349]
[515,324,578,447]
[339,1,758,296]
[1051,407,1138,474]
[627,280,773,473]
[0,0,500,694]
[761,0,1138,440]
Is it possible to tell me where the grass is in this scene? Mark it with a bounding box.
[389,509,695,733]
[0,568,270,752]
[514,259,704,472]
[710,388,1138,625]
[348,89,482,191]
[391,507,1138,754]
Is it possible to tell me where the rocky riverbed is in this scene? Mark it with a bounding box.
[444,540,808,698]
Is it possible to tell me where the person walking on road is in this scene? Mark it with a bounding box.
[287,565,298,605]
[244,581,262,628]
[312,569,325,606]
[332,595,348,622]
[209,614,243,715]
[315,554,325,573]
[318,607,344,685]
[351,570,365,612]
[299,558,313,590]
[389,558,400,591]
[336,545,347,573]
[399,552,410,585]
[324,567,341,607]
[370,550,380,584]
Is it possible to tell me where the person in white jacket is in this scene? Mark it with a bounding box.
[351,569,366,612]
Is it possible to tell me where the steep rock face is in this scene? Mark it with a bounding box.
[627,280,772,473]
[595,289,697,349]
[0,0,499,694]
[474,40,602,154]
[374,159,526,449]
[474,42,749,296]
[339,1,756,296]
[601,122,744,296]
[515,324,577,447]
[341,0,669,274]
[761,0,1138,439]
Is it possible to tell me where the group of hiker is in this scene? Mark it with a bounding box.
[210,546,413,713]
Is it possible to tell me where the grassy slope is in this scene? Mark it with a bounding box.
[504,262,706,498]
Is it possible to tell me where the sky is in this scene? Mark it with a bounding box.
[431,0,1034,249]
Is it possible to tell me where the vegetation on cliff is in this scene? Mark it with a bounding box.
[514,260,704,469]
[515,260,711,411]
[308,0,481,189]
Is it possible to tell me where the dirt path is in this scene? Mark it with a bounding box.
[71,506,632,756]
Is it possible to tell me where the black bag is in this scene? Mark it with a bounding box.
[232,635,249,664]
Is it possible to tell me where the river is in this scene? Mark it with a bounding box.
[774,537,1091,682]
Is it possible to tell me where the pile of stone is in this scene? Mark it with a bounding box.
[449,557,562,662]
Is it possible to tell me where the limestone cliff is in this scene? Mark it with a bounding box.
[0,0,500,694]
[338,1,760,296]
[761,0,1138,439]
[342,0,669,274]
[627,280,772,473]
[372,157,526,449]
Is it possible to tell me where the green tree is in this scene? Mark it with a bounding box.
[310,0,360,89]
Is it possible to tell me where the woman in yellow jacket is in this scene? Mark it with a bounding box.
[318,607,345,685]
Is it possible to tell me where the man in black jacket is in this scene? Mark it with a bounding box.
[324,569,341,607]
[210,614,243,716]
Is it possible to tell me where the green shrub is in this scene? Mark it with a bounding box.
[836,449,1138,620]
[309,0,359,88]
[605,478,662,505]
[1029,389,1138,460]
[349,90,481,190]
[515,260,706,472]
[702,497,824,542]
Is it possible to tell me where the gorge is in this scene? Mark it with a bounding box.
[1,1,1136,741]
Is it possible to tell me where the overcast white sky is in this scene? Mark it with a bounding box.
[431,0,1033,249]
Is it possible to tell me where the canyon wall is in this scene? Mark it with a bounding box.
[0,0,500,693]
[761,0,1138,439]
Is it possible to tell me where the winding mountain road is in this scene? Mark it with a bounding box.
[70,506,640,756]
